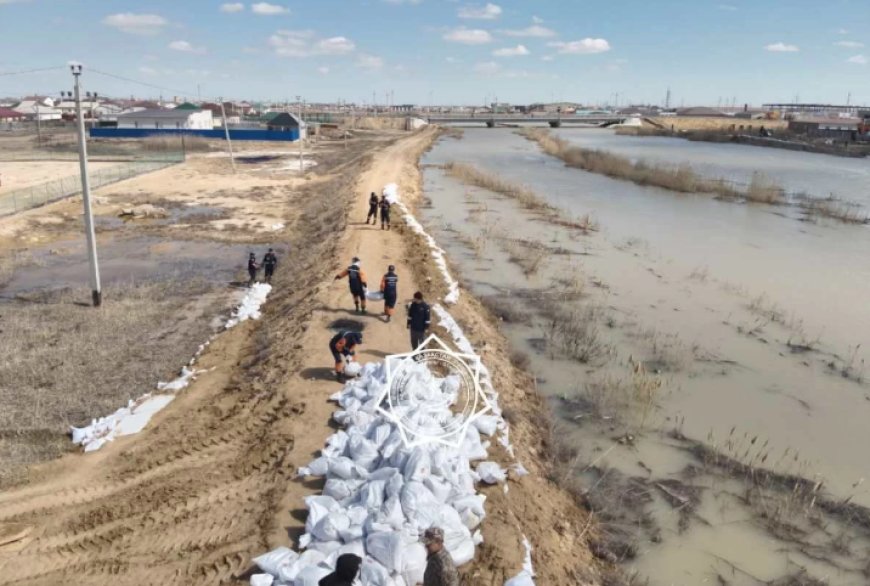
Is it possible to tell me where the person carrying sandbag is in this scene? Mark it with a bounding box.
[380,265,399,323]
[423,527,460,586]
[328,331,363,381]
[319,553,362,586]
[334,257,368,313]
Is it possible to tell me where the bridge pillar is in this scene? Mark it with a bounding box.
[549,120,562,128]
[486,120,495,128]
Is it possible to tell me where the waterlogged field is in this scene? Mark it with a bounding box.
[420,128,870,585]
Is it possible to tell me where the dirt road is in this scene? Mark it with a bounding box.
[0,128,600,585]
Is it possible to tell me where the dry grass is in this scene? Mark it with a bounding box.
[444,161,600,232]
[0,278,224,486]
[141,135,211,153]
[798,196,870,224]
[541,302,610,364]
[519,128,795,206]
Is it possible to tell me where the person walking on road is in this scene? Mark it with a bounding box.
[407,291,431,350]
[262,248,278,284]
[319,553,362,586]
[334,257,368,313]
[379,194,392,231]
[380,265,399,323]
[247,252,259,287]
[366,192,379,225]
[328,331,363,381]
[422,527,460,586]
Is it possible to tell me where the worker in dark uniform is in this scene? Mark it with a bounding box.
[262,248,278,283]
[407,291,431,350]
[379,194,391,231]
[334,257,368,313]
[329,331,363,381]
[380,265,399,323]
[366,192,379,225]
[247,252,259,287]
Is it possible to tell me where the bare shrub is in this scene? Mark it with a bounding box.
[501,238,550,276]
[479,295,531,325]
[799,196,870,224]
[745,172,785,204]
[542,303,609,364]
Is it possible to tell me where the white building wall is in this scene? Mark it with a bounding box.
[188,110,213,130]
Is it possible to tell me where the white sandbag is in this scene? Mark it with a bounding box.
[324,478,360,502]
[504,572,535,586]
[359,479,387,510]
[344,361,363,378]
[293,565,331,586]
[462,428,489,461]
[424,476,452,503]
[472,415,500,437]
[402,447,431,483]
[366,290,385,301]
[250,574,274,586]
[305,456,330,477]
[329,457,366,480]
[379,496,405,529]
[305,496,340,535]
[401,543,428,586]
[476,461,507,484]
[452,494,486,519]
[449,535,476,567]
[348,435,380,470]
[253,546,298,577]
[346,505,369,526]
[369,423,392,448]
[323,539,366,569]
[338,523,364,543]
[278,548,327,583]
[459,508,482,530]
[400,481,439,520]
[472,529,483,545]
[367,530,405,573]
[360,558,393,586]
[306,540,343,555]
[312,511,351,542]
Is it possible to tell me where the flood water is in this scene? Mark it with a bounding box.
[420,129,870,585]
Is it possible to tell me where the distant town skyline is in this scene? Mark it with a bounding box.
[2,0,869,106]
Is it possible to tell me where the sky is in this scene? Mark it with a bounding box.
[1,0,869,106]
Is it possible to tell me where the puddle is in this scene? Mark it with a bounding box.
[0,236,261,297]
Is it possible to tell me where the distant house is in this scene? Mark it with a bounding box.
[12,100,62,121]
[0,107,25,123]
[788,117,860,140]
[266,112,306,137]
[116,108,214,130]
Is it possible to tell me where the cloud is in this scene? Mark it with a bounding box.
[764,42,799,52]
[268,30,356,57]
[357,54,384,69]
[835,41,864,48]
[473,61,500,75]
[102,13,168,35]
[252,2,288,15]
[548,38,611,54]
[499,24,556,38]
[318,66,330,75]
[847,54,867,65]
[458,3,501,19]
[168,40,206,54]
[532,15,543,24]
[443,27,492,44]
[493,44,529,57]
[220,3,245,13]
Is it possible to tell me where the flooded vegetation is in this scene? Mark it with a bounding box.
[420,127,870,585]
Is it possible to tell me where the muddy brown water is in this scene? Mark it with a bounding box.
[421,129,870,585]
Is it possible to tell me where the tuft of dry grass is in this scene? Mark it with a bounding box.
[141,135,211,153]
[444,161,600,232]
[0,278,225,487]
[541,302,610,364]
[744,172,785,204]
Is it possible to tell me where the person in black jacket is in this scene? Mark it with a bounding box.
[366,192,379,225]
[328,331,363,380]
[319,553,362,586]
[262,248,278,283]
[246,252,259,287]
[379,194,391,230]
[334,257,368,313]
[407,291,431,350]
[380,265,398,323]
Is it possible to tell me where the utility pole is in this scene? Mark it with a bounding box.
[219,98,236,173]
[71,64,102,307]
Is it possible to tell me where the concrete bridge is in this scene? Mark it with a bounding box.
[425,114,628,128]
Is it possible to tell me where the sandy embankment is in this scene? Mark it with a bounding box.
[647,116,787,132]
[0,129,600,585]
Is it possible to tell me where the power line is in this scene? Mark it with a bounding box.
[88,68,209,101]
[0,65,66,77]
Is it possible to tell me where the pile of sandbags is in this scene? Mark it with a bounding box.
[253,360,503,586]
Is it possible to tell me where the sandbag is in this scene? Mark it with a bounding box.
[472,415,500,437]
[304,496,340,535]
[253,546,298,576]
[293,565,331,586]
[359,479,386,510]
[366,290,385,301]
[278,548,326,583]
[504,572,535,586]
[348,435,380,470]
[323,478,361,502]
[424,476,452,503]
[360,558,393,586]
[449,535,475,566]
[328,457,366,480]
[312,511,350,542]
[367,530,405,573]
[250,574,274,586]
[476,461,506,484]
[401,542,427,586]
[402,447,431,483]
[344,361,363,377]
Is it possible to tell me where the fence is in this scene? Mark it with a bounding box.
[0,158,181,216]
[90,127,301,141]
